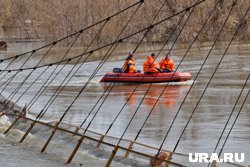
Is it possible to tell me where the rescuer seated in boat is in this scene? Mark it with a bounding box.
[159,53,175,72]
[122,51,136,73]
[143,53,162,74]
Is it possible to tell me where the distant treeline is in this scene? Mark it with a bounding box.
[0,0,249,45]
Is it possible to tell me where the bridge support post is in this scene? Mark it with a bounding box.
[124,141,134,158]
[96,135,105,148]
[106,146,119,167]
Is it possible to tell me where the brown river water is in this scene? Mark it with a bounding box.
[0,41,249,167]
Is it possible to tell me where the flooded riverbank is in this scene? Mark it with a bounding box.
[0,41,249,166]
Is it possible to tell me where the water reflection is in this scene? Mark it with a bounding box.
[102,83,191,112]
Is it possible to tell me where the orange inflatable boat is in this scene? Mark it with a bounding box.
[100,71,192,83]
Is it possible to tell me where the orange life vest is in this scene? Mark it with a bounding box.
[143,56,160,73]
[123,58,135,73]
[159,58,174,71]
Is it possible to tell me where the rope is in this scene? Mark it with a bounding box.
[120,0,221,156]
[9,1,143,112]
[0,44,57,112]
[15,0,144,146]
[38,2,144,120]
[103,1,206,166]
[138,0,221,158]
[0,51,36,94]
[218,89,249,157]
[208,5,250,164]
[38,20,109,119]
[63,0,207,165]
[97,2,193,144]
[25,32,82,110]
[0,1,247,166]
[208,74,249,167]
[29,0,202,123]
[131,3,198,144]
[0,0,205,72]
[170,0,240,153]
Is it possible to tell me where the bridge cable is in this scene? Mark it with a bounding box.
[94,4,191,148]
[37,2,145,154]
[171,1,247,154]
[63,0,194,164]
[0,44,57,112]
[208,74,249,167]
[17,1,144,145]
[0,0,206,73]
[37,3,145,120]
[218,89,250,158]
[0,51,36,94]
[25,32,83,110]
[148,2,249,164]
[103,1,206,166]
[36,20,109,119]
[168,1,242,152]
[22,0,203,122]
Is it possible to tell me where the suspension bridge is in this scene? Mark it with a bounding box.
[0,0,249,166]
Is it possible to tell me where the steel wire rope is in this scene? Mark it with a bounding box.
[0,72,15,88]
[38,0,196,163]
[69,3,146,131]
[17,1,144,144]
[170,0,244,154]
[10,0,204,156]
[145,0,232,160]
[25,32,83,110]
[118,0,200,149]
[36,20,109,120]
[37,2,144,120]
[140,3,249,163]
[149,2,247,165]
[0,43,57,112]
[0,57,19,79]
[17,32,84,143]
[0,0,142,63]
[33,0,203,125]
[65,0,172,164]
[0,50,37,94]
[1,0,206,111]
[103,1,206,166]
[206,6,250,165]
[117,1,223,159]
[0,0,206,73]
[217,89,250,159]
[208,74,249,167]
[58,0,207,164]
[128,0,230,163]
[94,4,191,149]
[38,1,146,154]
[8,44,57,102]
[0,49,33,86]
[77,0,172,137]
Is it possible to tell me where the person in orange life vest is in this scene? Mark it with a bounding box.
[159,53,175,72]
[122,52,136,73]
[143,53,162,73]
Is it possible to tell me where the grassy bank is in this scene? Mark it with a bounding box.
[0,0,249,45]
